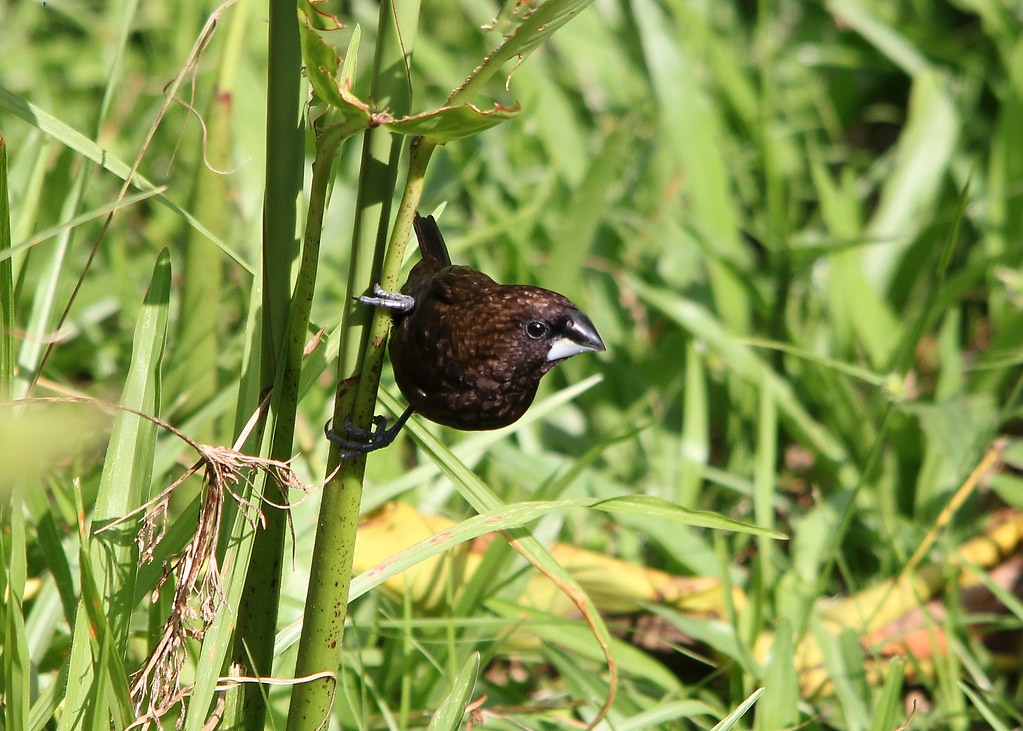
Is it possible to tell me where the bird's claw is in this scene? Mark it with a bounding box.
[324,407,415,458]
[356,284,415,312]
[340,415,388,441]
[324,416,391,457]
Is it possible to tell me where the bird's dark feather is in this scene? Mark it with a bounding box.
[412,213,452,267]
[389,278,579,429]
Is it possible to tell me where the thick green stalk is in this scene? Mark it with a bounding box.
[288,2,423,727]
[287,132,435,731]
[231,0,304,727]
[259,1,305,379]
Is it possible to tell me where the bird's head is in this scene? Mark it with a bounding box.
[485,286,606,377]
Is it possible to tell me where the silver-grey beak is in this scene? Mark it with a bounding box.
[546,308,606,362]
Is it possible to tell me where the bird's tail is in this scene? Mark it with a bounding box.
[413,213,452,267]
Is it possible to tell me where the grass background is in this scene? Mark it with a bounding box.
[2,0,1023,729]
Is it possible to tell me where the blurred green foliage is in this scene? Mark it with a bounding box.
[2,0,1023,728]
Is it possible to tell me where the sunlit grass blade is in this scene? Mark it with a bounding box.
[0,136,13,403]
[709,687,764,730]
[2,495,30,731]
[426,652,479,731]
[0,88,246,271]
[75,538,134,729]
[345,494,780,609]
[617,701,720,730]
[628,275,849,464]
[862,71,959,293]
[754,617,797,731]
[631,0,748,332]
[365,375,603,510]
[59,249,170,729]
[0,187,166,265]
[813,622,871,730]
[389,399,619,724]
[870,659,905,731]
[960,681,1013,731]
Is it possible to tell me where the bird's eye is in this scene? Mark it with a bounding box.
[525,321,548,340]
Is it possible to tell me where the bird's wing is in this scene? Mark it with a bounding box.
[429,266,498,304]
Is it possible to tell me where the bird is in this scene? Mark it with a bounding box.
[326,212,605,456]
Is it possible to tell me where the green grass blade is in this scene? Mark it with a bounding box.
[58,249,170,729]
[426,652,479,731]
[346,492,780,607]
[870,658,905,731]
[2,494,31,730]
[710,687,764,730]
[631,0,748,332]
[617,701,719,730]
[862,71,960,293]
[0,136,13,403]
[229,0,308,721]
[629,275,849,464]
[960,681,1012,731]
[0,88,248,272]
[755,617,797,731]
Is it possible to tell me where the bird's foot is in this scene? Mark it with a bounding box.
[324,407,415,458]
[357,284,415,312]
[325,416,396,457]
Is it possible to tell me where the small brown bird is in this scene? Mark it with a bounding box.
[327,213,605,456]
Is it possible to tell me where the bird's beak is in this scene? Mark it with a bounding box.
[546,308,606,362]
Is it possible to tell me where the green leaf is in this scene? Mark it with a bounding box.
[755,618,798,730]
[526,609,683,693]
[0,88,249,273]
[590,495,787,538]
[710,688,764,730]
[826,0,932,75]
[385,102,521,144]
[427,653,480,731]
[0,187,166,266]
[450,0,597,104]
[618,701,720,730]
[0,136,13,404]
[59,249,170,730]
[300,16,373,131]
[346,493,781,606]
[862,70,960,292]
[75,539,134,729]
[2,496,30,731]
[960,681,1012,731]
[870,659,905,731]
[629,275,850,465]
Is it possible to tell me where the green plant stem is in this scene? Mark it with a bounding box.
[350,136,436,420]
[288,1,424,726]
[232,0,304,726]
[287,137,435,731]
[259,1,305,381]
